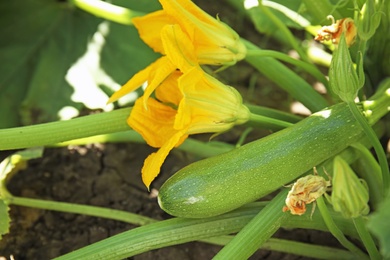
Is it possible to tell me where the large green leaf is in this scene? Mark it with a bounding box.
[0,0,163,128]
[0,0,102,127]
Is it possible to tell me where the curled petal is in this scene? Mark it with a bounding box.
[142,56,177,108]
[160,0,228,41]
[128,96,186,148]
[132,10,175,54]
[108,57,172,103]
[175,68,250,133]
[159,0,246,65]
[161,24,198,72]
[155,70,183,106]
[142,130,188,189]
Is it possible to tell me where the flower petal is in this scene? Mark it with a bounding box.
[128,96,187,148]
[159,0,216,39]
[108,56,167,103]
[159,0,246,65]
[155,70,183,106]
[142,56,177,108]
[132,10,175,54]
[141,129,187,189]
[161,24,198,72]
[175,68,249,133]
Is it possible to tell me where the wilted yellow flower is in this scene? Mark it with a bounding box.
[315,16,357,47]
[130,67,250,188]
[283,168,331,216]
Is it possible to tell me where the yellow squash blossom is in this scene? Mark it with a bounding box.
[108,0,246,104]
[129,67,250,188]
[134,0,246,65]
[107,0,249,188]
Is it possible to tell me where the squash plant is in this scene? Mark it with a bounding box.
[0,0,389,259]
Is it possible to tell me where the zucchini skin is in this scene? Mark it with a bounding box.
[158,103,363,218]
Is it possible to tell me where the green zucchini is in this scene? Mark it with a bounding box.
[157,103,367,218]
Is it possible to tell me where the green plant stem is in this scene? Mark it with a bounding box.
[256,2,309,62]
[353,217,381,259]
[0,103,293,152]
[245,104,303,123]
[54,198,356,260]
[261,238,357,260]
[347,101,390,195]
[0,108,131,151]
[0,85,387,154]
[56,131,234,158]
[248,113,293,130]
[70,0,144,25]
[213,190,289,260]
[7,196,156,226]
[5,193,358,239]
[246,49,329,88]
[316,197,369,259]
[205,236,357,260]
[54,204,268,260]
[243,39,329,112]
[235,127,253,147]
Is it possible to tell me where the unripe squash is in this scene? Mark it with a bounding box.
[158,103,363,218]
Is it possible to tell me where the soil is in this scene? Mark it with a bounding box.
[0,1,345,259]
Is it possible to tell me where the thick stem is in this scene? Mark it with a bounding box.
[347,101,390,195]
[0,108,131,150]
[70,0,144,25]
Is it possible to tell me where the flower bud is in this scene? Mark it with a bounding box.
[357,0,382,41]
[331,156,370,218]
[329,33,362,102]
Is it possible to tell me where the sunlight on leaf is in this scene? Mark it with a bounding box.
[0,0,102,127]
[0,0,160,128]
[65,21,120,113]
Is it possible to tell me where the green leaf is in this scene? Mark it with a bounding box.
[99,0,160,96]
[246,0,307,45]
[0,0,102,127]
[0,200,10,240]
[368,192,390,259]
[100,22,160,91]
[0,147,43,240]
